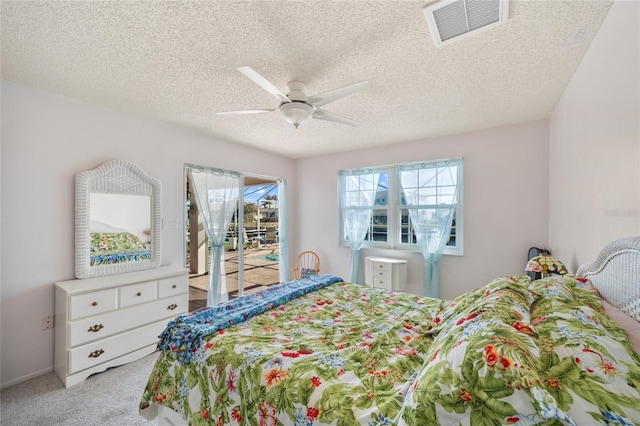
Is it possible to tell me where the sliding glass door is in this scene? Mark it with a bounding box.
[185,165,286,309]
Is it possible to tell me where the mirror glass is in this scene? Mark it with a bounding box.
[89,193,152,265]
[75,160,162,278]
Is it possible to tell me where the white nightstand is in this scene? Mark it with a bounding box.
[365,257,408,291]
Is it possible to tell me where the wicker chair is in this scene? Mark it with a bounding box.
[291,250,320,280]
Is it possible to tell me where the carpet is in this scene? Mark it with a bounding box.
[0,351,160,426]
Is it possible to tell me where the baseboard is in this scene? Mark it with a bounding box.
[1,366,54,390]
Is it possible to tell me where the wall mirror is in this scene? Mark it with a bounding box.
[75,160,162,278]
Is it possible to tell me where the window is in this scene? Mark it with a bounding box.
[338,158,463,255]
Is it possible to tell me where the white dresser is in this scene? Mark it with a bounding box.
[365,257,408,291]
[54,266,189,387]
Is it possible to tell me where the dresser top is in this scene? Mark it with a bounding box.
[365,257,408,264]
[55,265,188,293]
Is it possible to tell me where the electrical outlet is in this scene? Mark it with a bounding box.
[42,315,54,331]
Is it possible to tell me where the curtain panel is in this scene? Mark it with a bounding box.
[187,165,241,306]
[338,168,382,284]
[398,158,462,298]
[277,178,290,283]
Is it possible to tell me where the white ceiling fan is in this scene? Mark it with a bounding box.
[217,66,372,129]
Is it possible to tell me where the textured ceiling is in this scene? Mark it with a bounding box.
[1,1,613,159]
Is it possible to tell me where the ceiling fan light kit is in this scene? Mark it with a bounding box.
[217,66,372,129]
[280,101,312,129]
[280,81,311,129]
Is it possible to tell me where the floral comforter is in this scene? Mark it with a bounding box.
[140,274,443,425]
[140,274,640,425]
[89,232,150,265]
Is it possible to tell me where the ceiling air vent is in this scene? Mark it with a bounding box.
[423,0,509,48]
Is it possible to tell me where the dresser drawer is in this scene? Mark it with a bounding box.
[372,274,392,290]
[69,289,118,320]
[119,280,157,308]
[158,274,188,298]
[68,319,168,374]
[68,294,186,347]
[373,265,392,283]
[368,261,392,290]
[372,262,392,275]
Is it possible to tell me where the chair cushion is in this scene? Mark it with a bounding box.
[300,267,316,277]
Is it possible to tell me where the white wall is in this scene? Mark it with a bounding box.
[0,81,296,388]
[549,0,640,273]
[296,120,550,300]
[7,0,635,385]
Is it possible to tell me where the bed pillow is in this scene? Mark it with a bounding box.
[432,275,537,335]
[397,282,573,425]
[397,337,558,425]
[529,276,603,317]
[529,278,640,425]
[299,267,317,277]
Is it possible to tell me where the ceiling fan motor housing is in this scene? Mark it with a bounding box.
[286,81,308,101]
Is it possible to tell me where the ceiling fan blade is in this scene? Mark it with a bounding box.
[312,109,360,126]
[308,80,372,108]
[216,109,276,116]
[237,66,290,103]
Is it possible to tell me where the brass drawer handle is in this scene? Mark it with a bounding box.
[88,324,104,333]
[167,303,178,310]
[137,292,142,297]
[88,349,104,358]
[92,301,98,306]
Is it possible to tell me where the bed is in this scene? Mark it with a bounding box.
[139,237,640,425]
[89,221,151,266]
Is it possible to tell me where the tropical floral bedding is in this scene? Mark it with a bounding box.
[139,274,640,425]
[89,232,150,265]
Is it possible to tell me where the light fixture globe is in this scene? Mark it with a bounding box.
[279,101,313,129]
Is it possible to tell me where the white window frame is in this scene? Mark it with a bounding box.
[338,159,463,256]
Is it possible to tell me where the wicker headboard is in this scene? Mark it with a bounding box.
[576,236,640,321]
[89,220,129,234]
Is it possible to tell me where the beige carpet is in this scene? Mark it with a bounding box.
[1,352,160,425]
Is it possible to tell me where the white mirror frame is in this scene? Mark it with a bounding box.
[75,160,162,278]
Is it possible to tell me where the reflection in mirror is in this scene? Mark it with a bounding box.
[89,193,151,266]
[75,160,161,279]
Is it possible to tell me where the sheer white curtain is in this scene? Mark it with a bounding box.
[277,178,290,283]
[399,159,461,298]
[338,170,381,284]
[187,165,241,306]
